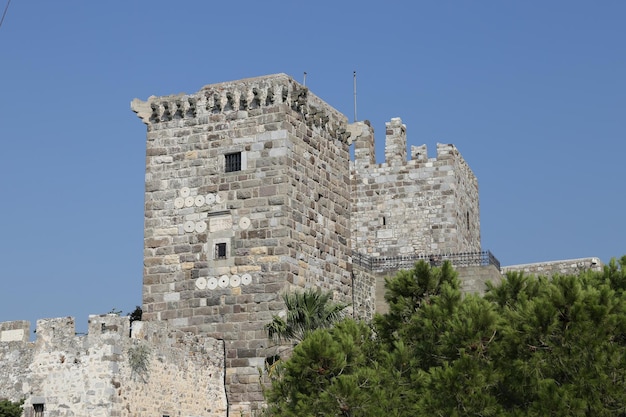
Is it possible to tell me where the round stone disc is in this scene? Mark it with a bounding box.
[183,221,195,233]
[174,197,185,209]
[239,217,251,230]
[195,277,207,290]
[184,196,195,207]
[195,221,207,233]
[218,275,229,288]
[194,195,205,207]
[207,277,218,290]
[230,275,241,287]
[205,193,216,205]
[241,273,252,285]
[180,187,190,197]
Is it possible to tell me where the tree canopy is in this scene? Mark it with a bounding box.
[0,399,23,417]
[263,257,626,416]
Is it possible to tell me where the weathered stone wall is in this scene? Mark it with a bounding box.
[353,263,504,318]
[456,265,503,295]
[3,72,608,417]
[0,316,226,417]
[351,268,377,321]
[350,119,480,258]
[0,321,33,402]
[132,73,352,415]
[501,257,603,277]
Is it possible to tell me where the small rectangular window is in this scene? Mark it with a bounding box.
[215,243,227,259]
[225,152,242,172]
[34,404,44,417]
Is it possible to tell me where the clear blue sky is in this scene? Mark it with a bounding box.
[1,1,624,331]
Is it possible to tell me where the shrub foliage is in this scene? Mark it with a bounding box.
[264,257,626,416]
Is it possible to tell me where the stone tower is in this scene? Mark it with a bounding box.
[132,74,353,415]
[350,119,480,257]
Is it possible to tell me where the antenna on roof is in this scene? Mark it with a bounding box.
[0,0,12,30]
[353,71,358,122]
[303,72,307,87]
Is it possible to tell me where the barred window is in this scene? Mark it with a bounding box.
[34,404,44,417]
[215,243,227,259]
[225,152,241,172]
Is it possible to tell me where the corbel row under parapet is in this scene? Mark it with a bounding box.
[131,73,351,142]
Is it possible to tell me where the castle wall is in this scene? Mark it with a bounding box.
[351,269,377,321]
[0,316,226,417]
[501,257,603,277]
[132,73,352,415]
[353,262,503,320]
[0,321,33,402]
[350,118,480,257]
[456,265,503,295]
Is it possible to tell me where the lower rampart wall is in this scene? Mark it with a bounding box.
[0,316,226,417]
[456,265,503,295]
[501,257,602,277]
[353,263,504,318]
[352,268,377,321]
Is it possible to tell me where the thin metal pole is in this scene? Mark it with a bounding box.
[353,71,357,122]
[303,72,307,87]
[0,0,11,30]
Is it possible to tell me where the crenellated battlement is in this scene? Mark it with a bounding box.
[0,316,131,347]
[131,73,351,142]
[351,118,470,170]
[350,117,481,258]
[0,320,30,343]
[0,315,226,416]
[0,314,226,350]
[385,117,407,165]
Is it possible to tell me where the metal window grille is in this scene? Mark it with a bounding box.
[33,404,44,417]
[225,152,241,172]
[215,243,227,259]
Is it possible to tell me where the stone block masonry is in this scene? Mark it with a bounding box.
[0,315,226,417]
[502,257,603,277]
[132,73,354,416]
[0,72,605,417]
[350,119,481,258]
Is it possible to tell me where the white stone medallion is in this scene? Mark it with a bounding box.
[195,221,207,233]
[239,216,251,230]
[195,277,207,290]
[196,274,253,291]
[207,277,218,290]
[184,221,196,233]
[174,187,239,235]
[218,275,230,288]
[230,274,241,287]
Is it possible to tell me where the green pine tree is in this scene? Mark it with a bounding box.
[263,257,626,416]
[0,399,23,417]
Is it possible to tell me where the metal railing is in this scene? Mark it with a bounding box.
[352,250,500,272]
